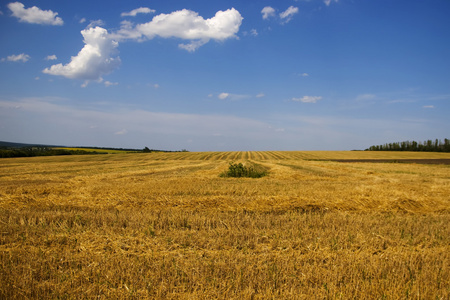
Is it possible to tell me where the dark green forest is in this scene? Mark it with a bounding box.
[0,147,106,158]
[366,139,450,152]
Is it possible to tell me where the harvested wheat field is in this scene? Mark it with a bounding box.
[1,151,449,299]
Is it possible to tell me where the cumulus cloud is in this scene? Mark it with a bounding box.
[7,2,63,25]
[1,53,30,62]
[42,27,121,84]
[45,55,57,61]
[261,6,276,20]
[292,96,322,103]
[43,8,242,85]
[113,8,243,52]
[121,7,155,17]
[280,6,299,23]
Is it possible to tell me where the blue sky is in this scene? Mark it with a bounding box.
[0,0,449,151]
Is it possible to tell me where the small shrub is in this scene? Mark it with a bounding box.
[220,162,268,178]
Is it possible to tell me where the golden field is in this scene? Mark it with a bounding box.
[1,151,449,299]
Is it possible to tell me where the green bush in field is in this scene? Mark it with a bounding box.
[221,162,267,178]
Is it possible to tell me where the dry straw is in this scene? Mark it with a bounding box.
[1,151,449,298]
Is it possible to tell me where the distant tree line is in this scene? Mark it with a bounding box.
[1,145,189,158]
[143,147,188,153]
[0,147,105,158]
[366,139,450,152]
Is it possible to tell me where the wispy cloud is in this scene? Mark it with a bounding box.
[324,0,339,6]
[7,2,63,25]
[280,6,299,24]
[104,81,118,87]
[45,55,57,61]
[86,20,105,28]
[0,97,274,150]
[1,97,445,151]
[262,6,299,24]
[292,96,322,103]
[243,29,258,36]
[218,93,229,100]
[218,93,252,101]
[121,7,155,17]
[1,53,30,62]
[423,105,434,109]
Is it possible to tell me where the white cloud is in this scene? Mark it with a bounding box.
[178,40,208,52]
[218,93,229,100]
[243,29,258,37]
[113,8,243,52]
[324,0,339,6]
[79,18,86,24]
[299,73,309,77]
[121,7,155,17]
[104,81,118,87]
[280,6,299,23]
[423,105,434,109]
[261,6,276,20]
[42,27,121,83]
[256,93,265,98]
[45,55,57,61]
[87,19,105,28]
[292,96,322,103]
[218,92,250,101]
[7,2,63,25]
[1,53,30,62]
